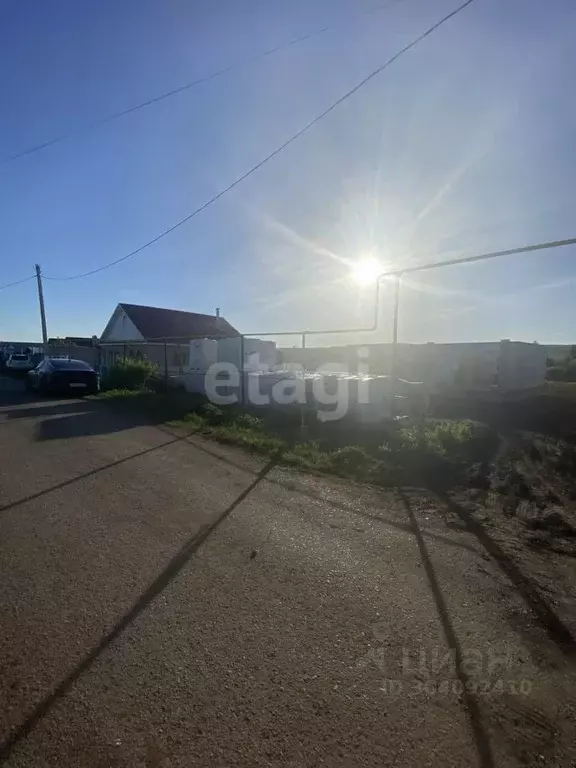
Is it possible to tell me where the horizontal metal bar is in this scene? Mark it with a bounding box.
[242,327,371,338]
[381,237,576,278]
[100,237,576,347]
[247,237,576,341]
[245,277,382,339]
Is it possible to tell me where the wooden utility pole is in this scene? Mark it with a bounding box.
[34,264,48,349]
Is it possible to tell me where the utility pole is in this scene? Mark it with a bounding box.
[34,264,48,349]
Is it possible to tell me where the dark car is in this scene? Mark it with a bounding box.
[30,352,44,367]
[27,358,100,396]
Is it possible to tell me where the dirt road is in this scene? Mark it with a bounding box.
[0,379,574,766]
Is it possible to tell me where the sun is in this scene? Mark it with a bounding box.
[351,256,383,286]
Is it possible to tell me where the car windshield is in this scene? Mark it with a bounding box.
[11,355,29,361]
[49,359,92,370]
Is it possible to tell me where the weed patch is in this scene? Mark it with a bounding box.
[97,390,495,490]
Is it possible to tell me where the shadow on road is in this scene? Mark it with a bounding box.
[164,426,485,558]
[34,410,137,441]
[0,377,94,420]
[1,388,172,442]
[1,379,503,563]
[1,376,165,442]
[0,455,280,762]
[400,488,576,768]
[0,377,36,405]
[399,490,496,768]
[1,395,132,441]
[439,493,576,656]
[0,436,185,515]
[6,402,95,422]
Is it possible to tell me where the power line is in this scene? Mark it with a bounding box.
[0,275,35,291]
[44,0,476,283]
[3,0,404,165]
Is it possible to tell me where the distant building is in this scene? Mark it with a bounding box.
[0,341,41,354]
[99,303,240,373]
[47,336,96,347]
[100,303,239,344]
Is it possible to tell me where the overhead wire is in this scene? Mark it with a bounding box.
[43,0,476,282]
[2,0,404,164]
[0,275,35,291]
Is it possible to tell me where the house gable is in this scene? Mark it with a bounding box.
[100,304,144,342]
[100,303,239,343]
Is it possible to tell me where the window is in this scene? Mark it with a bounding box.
[50,359,93,370]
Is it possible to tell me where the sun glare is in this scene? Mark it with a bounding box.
[351,256,383,286]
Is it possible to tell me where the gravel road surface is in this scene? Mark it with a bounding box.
[0,377,574,767]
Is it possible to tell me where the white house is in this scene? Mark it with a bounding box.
[99,303,239,372]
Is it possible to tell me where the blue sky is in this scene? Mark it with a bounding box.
[1,0,575,346]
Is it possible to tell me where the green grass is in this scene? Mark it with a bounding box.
[105,357,159,390]
[97,388,495,489]
[98,388,148,399]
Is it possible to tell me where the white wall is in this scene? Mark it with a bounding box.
[182,371,427,422]
[244,339,277,371]
[498,341,546,392]
[183,341,546,404]
[102,309,143,342]
[423,342,500,390]
[217,337,242,370]
[421,341,546,393]
[188,339,218,373]
[216,337,277,371]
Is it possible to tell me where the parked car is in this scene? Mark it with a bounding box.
[27,358,100,395]
[30,352,44,367]
[6,353,33,373]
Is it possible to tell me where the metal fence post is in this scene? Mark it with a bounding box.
[390,274,402,379]
[390,274,402,418]
[164,339,168,392]
[239,335,245,406]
